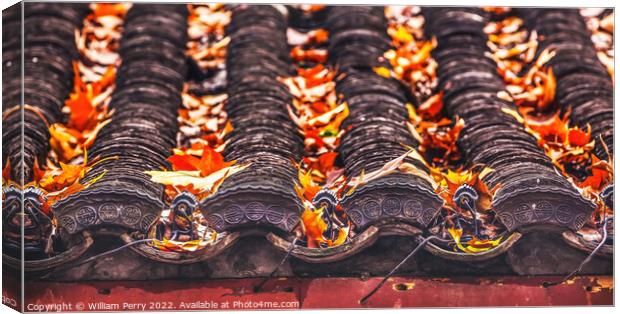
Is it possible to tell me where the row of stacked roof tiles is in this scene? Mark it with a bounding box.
[1,4,613,280]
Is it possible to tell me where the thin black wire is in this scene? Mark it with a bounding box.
[359,235,452,304]
[543,216,611,288]
[52,238,156,273]
[254,238,299,293]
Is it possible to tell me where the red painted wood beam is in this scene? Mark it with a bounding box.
[2,276,613,311]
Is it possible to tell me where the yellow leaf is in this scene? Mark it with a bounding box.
[308,103,347,126]
[448,227,504,253]
[464,236,503,253]
[300,205,329,248]
[347,148,434,190]
[501,107,524,124]
[145,164,248,194]
[406,103,420,124]
[394,25,414,43]
[406,121,424,143]
[332,225,349,246]
[373,66,392,78]
[479,167,495,180]
[45,169,108,207]
[294,168,321,201]
[448,227,466,251]
[151,237,215,252]
[83,118,111,149]
[49,123,83,161]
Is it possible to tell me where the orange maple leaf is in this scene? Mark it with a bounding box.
[302,152,339,179]
[419,117,464,163]
[44,170,107,209]
[301,206,328,248]
[65,92,94,132]
[294,168,321,202]
[310,101,331,114]
[167,153,201,172]
[312,29,329,44]
[38,152,114,192]
[65,62,114,132]
[167,146,235,177]
[298,64,325,78]
[317,152,338,174]
[433,168,496,211]
[304,129,326,149]
[39,162,88,192]
[197,146,236,177]
[291,46,328,63]
[566,125,591,147]
[305,71,335,89]
[579,155,613,191]
[520,109,568,143]
[418,92,444,119]
[93,3,129,17]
